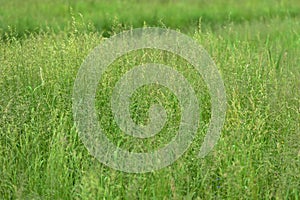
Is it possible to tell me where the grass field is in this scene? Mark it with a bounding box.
[0,0,300,199]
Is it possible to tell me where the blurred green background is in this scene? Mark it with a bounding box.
[1,0,300,36]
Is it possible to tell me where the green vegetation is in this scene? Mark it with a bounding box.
[0,0,299,199]
[1,0,300,37]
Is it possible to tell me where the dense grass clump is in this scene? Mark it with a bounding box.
[0,0,299,199]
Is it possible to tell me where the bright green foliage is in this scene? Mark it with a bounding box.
[0,0,299,199]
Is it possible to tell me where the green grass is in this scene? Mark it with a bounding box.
[0,0,300,199]
[1,0,300,37]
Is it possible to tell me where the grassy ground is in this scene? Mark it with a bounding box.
[1,0,300,37]
[0,0,300,199]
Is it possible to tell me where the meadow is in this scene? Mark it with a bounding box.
[0,0,300,199]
